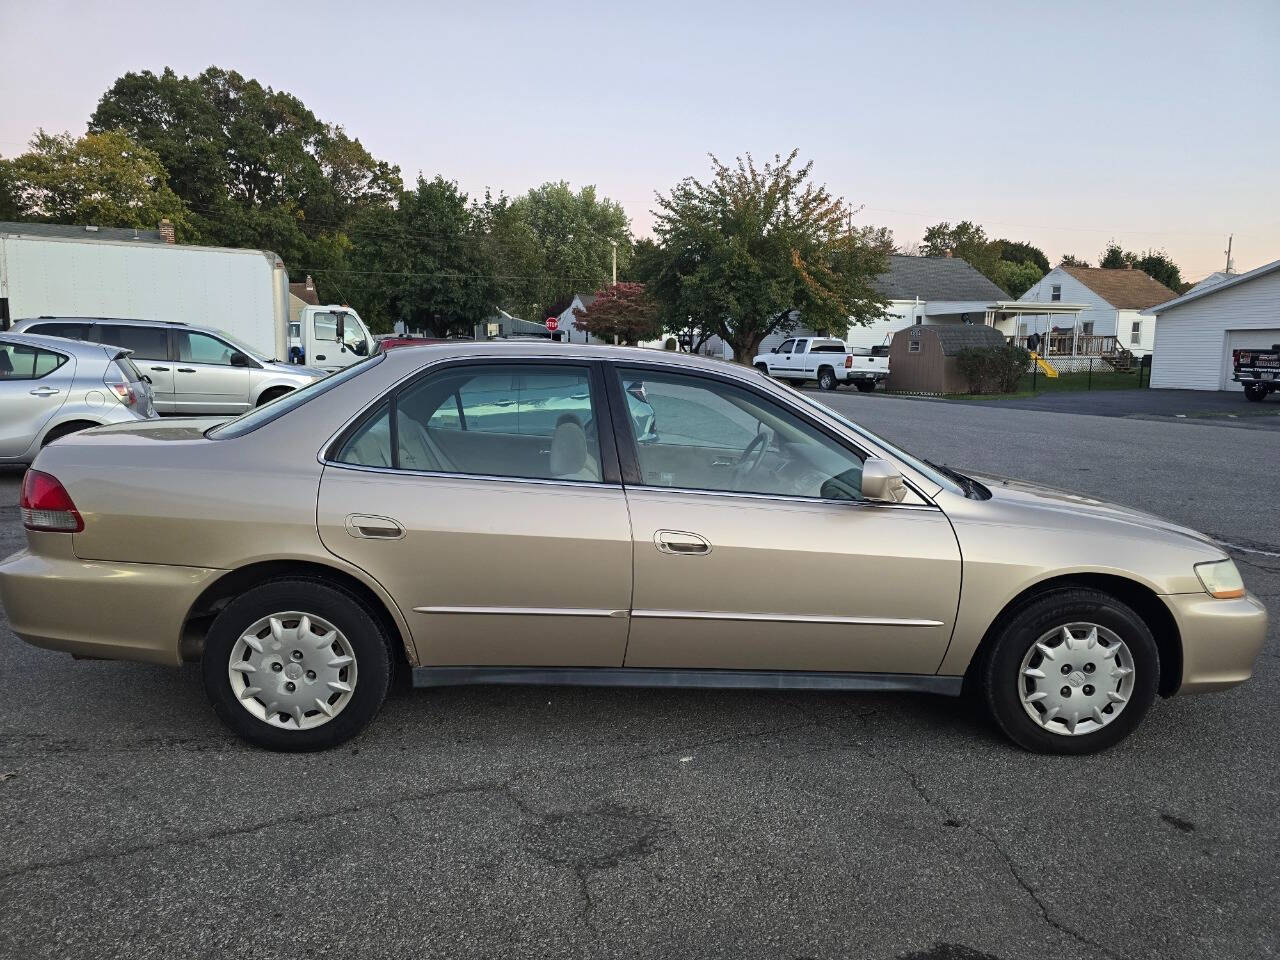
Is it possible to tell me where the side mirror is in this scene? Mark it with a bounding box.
[770,347,778,353]
[335,313,346,343]
[230,352,251,367]
[860,457,908,503]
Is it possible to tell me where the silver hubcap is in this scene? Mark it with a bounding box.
[1018,622,1135,736]
[227,611,357,730]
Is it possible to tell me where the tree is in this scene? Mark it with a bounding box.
[1099,242,1133,269]
[920,221,997,276]
[855,224,897,254]
[89,67,401,279]
[341,176,500,336]
[1097,242,1187,292]
[572,282,662,345]
[1059,254,1090,267]
[650,151,889,362]
[479,181,631,322]
[1,130,190,233]
[996,239,1049,273]
[990,258,1044,299]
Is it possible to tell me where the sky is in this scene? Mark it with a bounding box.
[1,0,1277,282]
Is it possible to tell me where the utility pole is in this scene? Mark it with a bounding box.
[610,240,618,286]
[1224,235,1235,275]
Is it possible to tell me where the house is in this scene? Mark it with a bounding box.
[1017,265,1176,358]
[554,292,614,345]
[1145,258,1280,392]
[887,324,1009,395]
[726,255,1085,362]
[289,274,320,306]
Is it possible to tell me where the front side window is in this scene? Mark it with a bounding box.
[314,312,340,342]
[613,368,865,500]
[176,331,236,365]
[0,341,68,380]
[777,339,795,354]
[97,324,169,360]
[335,363,603,483]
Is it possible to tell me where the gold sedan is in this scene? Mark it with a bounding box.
[0,343,1266,753]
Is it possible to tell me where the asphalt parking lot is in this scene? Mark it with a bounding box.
[1,397,1278,960]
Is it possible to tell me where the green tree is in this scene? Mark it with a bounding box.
[341,176,500,336]
[481,181,631,321]
[89,67,401,278]
[855,224,897,254]
[1099,242,1133,269]
[996,239,1049,273]
[920,221,998,276]
[1059,254,1090,267]
[1097,242,1186,292]
[650,151,889,361]
[990,258,1045,299]
[572,282,662,345]
[1,130,190,233]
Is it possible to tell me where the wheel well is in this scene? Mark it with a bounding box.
[817,364,834,374]
[180,559,412,667]
[964,573,1183,697]
[256,386,295,407]
[42,420,100,446]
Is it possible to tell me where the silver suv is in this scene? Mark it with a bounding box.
[0,331,156,464]
[12,318,327,415]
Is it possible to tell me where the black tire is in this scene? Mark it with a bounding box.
[982,588,1159,755]
[1243,383,1266,403]
[41,420,100,446]
[202,578,393,751]
[854,380,876,393]
[256,386,294,407]
[817,367,838,391]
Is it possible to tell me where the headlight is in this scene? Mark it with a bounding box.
[1194,559,1245,599]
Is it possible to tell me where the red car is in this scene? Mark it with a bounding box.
[373,336,451,353]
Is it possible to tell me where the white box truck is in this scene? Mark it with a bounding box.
[0,231,373,371]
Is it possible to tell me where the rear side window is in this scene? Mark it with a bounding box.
[810,343,845,353]
[112,355,144,382]
[0,341,68,380]
[334,363,603,482]
[26,321,90,340]
[97,324,169,361]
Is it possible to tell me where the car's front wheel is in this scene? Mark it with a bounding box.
[202,579,392,750]
[982,589,1158,754]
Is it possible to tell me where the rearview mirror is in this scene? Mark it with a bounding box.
[861,457,908,503]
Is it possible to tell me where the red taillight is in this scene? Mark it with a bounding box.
[20,470,84,533]
[109,381,138,407]
[844,354,853,368]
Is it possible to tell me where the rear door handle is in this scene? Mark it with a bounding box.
[29,387,60,396]
[176,367,196,373]
[655,530,712,556]
[345,514,405,539]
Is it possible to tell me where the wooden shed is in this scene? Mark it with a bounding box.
[887,324,1008,394]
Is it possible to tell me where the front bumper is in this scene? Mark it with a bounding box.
[1164,591,1268,693]
[0,537,221,666]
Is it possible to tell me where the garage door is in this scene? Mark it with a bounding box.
[1222,329,1280,390]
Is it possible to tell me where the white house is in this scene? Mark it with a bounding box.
[554,292,611,345]
[1146,258,1280,392]
[731,255,1082,358]
[1017,265,1177,357]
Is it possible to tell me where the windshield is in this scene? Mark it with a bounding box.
[789,390,965,496]
[208,354,383,439]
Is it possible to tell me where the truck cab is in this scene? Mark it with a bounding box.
[289,301,373,372]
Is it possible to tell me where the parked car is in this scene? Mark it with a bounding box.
[1232,344,1280,401]
[0,331,155,464]
[753,337,889,391]
[0,344,1265,753]
[12,317,328,415]
[374,336,452,353]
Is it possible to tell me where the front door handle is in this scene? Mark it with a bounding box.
[655,530,712,556]
[150,366,170,372]
[176,367,196,373]
[345,514,405,540]
[29,387,60,396]
[315,354,327,362]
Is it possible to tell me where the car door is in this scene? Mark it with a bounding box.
[316,358,633,667]
[94,324,176,412]
[607,363,962,676]
[0,340,73,459]
[772,338,796,376]
[791,338,811,378]
[170,330,253,414]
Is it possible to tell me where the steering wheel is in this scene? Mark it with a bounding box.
[732,431,770,490]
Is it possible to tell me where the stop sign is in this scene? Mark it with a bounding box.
[546,317,559,332]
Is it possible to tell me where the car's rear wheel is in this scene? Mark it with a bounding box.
[854,380,876,393]
[202,579,392,750]
[816,367,839,391]
[1243,383,1267,402]
[41,420,100,446]
[982,588,1158,754]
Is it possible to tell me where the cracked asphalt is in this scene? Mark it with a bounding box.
[1,395,1278,960]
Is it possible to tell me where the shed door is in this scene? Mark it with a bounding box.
[1223,329,1280,390]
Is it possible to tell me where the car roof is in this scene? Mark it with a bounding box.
[373,340,749,376]
[16,316,187,327]
[0,329,116,360]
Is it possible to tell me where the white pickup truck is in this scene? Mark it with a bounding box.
[753,337,889,392]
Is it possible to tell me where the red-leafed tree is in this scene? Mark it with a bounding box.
[572,282,663,345]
